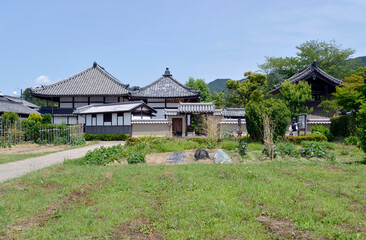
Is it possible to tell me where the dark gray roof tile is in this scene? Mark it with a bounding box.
[131,68,200,98]
[31,62,129,97]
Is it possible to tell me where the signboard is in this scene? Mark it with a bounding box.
[297,114,307,136]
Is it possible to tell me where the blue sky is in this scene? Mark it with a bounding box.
[1,0,365,96]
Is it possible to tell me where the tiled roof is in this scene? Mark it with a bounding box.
[132,119,171,124]
[219,118,246,124]
[0,96,38,115]
[5,96,40,109]
[223,108,245,118]
[31,62,129,97]
[74,101,156,114]
[271,60,343,92]
[178,102,215,113]
[131,68,200,98]
[307,119,331,124]
[164,109,179,116]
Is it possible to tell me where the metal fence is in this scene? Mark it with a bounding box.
[0,119,84,146]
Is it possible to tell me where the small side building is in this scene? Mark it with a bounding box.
[74,101,157,135]
[0,93,39,119]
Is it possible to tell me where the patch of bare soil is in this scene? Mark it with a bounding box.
[0,143,70,154]
[256,215,313,239]
[111,217,162,240]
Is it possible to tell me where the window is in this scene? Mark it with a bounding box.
[92,114,97,126]
[104,113,112,123]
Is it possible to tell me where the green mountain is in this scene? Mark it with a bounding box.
[207,78,229,93]
[349,56,366,68]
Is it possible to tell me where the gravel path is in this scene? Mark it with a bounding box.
[0,141,124,183]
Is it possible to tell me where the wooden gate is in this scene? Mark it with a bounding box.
[172,118,182,136]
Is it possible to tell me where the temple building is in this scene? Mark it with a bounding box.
[271,60,343,129]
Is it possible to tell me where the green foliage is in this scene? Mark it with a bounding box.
[71,145,125,165]
[185,77,211,102]
[189,115,206,135]
[343,136,359,146]
[334,74,366,112]
[300,141,327,158]
[53,137,67,145]
[280,81,313,118]
[311,125,330,135]
[1,112,19,124]
[126,151,146,164]
[207,78,229,93]
[21,119,40,142]
[42,114,52,124]
[84,134,130,141]
[330,115,357,138]
[226,71,267,106]
[259,40,357,87]
[27,113,43,124]
[276,142,299,157]
[69,136,86,146]
[22,88,57,107]
[245,98,291,141]
[219,140,238,151]
[237,138,248,156]
[284,134,327,144]
[357,102,366,153]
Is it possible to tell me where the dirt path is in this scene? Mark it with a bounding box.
[0,141,124,183]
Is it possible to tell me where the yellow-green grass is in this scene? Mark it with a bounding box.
[0,152,365,239]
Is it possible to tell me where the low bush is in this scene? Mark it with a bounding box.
[69,135,86,146]
[126,151,145,164]
[284,134,327,144]
[237,138,248,156]
[70,145,125,165]
[325,132,334,142]
[311,125,330,135]
[53,137,67,145]
[300,141,327,158]
[301,141,335,150]
[330,115,356,138]
[276,142,299,157]
[343,136,359,146]
[84,134,130,141]
[220,140,238,151]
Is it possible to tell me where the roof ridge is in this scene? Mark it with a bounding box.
[94,63,129,88]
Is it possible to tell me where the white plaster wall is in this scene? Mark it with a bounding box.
[148,103,164,108]
[74,103,88,108]
[112,113,117,126]
[60,102,73,108]
[54,117,68,124]
[97,114,103,126]
[77,115,85,124]
[154,109,165,119]
[60,97,73,102]
[167,103,179,108]
[86,115,92,126]
[117,116,123,125]
[124,113,131,125]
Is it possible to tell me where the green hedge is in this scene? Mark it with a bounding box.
[330,115,356,138]
[284,134,327,144]
[84,134,130,141]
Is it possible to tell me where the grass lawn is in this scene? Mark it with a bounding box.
[0,148,365,239]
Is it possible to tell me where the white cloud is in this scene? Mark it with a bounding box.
[35,75,51,85]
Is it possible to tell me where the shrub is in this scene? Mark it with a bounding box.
[237,138,248,156]
[325,132,334,142]
[284,134,327,144]
[343,136,359,146]
[276,142,299,157]
[69,135,86,146]
[1,112,19,125]
[42,114,52,124]
[126,151,145,164]
[84,134,130,141]
[301,141,335,150]
[245,98,291,142]
[311,125,330,135]
[220,140,238,151]
[21,119,40,142]
[330,115,356,138]
[28,113,43,124]
[53,137,67,145]
[71,145,125,165]
[300,141,327,158]
[357,102,366,153]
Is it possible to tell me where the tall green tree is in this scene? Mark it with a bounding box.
[185,77,211,102]
[279,81,313,118]
[258,40,357,88]
[22,88,57,107]
[226,71,267,107]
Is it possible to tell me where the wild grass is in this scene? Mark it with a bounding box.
[0,152,55,164]
[0,156,365,239]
